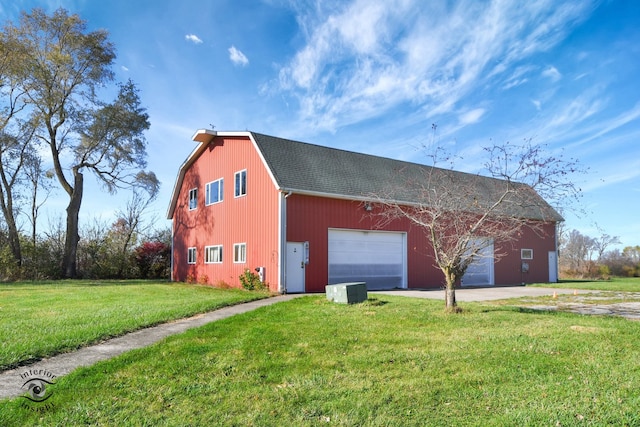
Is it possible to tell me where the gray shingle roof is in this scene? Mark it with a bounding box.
[250,132,563,222]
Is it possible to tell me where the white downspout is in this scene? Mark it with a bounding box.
[170,220,175,282]
[280,191,294,293]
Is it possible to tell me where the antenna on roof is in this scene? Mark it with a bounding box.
[209,124,216,130]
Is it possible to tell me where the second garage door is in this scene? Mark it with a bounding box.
[461,240,495,286]
[328,229,406,290]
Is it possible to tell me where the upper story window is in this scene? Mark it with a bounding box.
[235,170,247,197]
[205,178,224,205]
[187,247,197,264]
[521,249,533,260]
[189,188,198,210]
[205,245,223,264]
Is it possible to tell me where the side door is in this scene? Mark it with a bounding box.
[285,242,305,293]
[548,251,558,283]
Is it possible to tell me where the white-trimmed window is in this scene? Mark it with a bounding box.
[234,170,247,197]
[521,249,533,260]
[205,178,224,205]
[187,247,197,264]
[204,245,223,264]
[233,243,246,263]
[189,188,198,210]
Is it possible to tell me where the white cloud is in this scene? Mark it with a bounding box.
[121,65,129,72]
[458,108,486,125]
[228,45,249,66]
[531,99,541,110]
[546,93,603,129]
[274,0,595,133]
[185,34,203,44]
[559,102,640,151]
[502,65,535,89]
[542,65,562,82]
[581,158,640,192]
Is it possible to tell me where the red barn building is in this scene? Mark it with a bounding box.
[167,130,562,293]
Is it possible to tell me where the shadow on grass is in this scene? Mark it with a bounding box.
[479,305,561,317]
[364,298,388,306]
[317,297,390,307]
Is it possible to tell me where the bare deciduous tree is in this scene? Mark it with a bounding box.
[560,229,595,275]
[23,154,53,249]
[0,30,39,270]
[113,184,160,277]
[372,134,579,312]
[3,9,157,277]
[592,226,621,262]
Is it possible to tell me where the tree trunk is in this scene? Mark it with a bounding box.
[445,285,456,309]
[0,185,22,269]
[4,215,22,269]
[117,227,135,278]
[444,269,462,313]
[62,170,83,278]
[31,180,38,249]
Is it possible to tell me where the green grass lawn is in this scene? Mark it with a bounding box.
[0,280,268,370]
[2,295,640,426]
[531,276,640,292]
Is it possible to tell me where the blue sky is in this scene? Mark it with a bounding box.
[3,0,640,249]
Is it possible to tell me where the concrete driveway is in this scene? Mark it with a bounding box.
[372,286,584,302]
[372,286,640,321]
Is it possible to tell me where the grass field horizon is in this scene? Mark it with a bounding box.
[1,278,639,425]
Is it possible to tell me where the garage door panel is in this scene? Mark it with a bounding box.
[328,230,406,290]
[461,240,494,286]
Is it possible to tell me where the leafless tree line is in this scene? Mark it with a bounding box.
[559,226,637,278]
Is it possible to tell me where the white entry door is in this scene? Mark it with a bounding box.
[548,251,558,282]
[286,242,305,293]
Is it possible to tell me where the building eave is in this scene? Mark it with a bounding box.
[166,130,213,219]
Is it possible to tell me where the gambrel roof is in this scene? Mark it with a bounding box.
[167,130,563,222]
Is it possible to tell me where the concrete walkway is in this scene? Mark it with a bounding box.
[0,294,303,400]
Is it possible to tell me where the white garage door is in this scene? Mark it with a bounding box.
[461,240,494,286]
[328,229,406,290]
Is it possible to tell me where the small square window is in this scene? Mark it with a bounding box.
[235,170,247,197]
[189,188,198,210]
[205,179,224,205]
[187,247,197,264]
[521,249,533,260]
[205,245,223,264]
[233,243,246,263]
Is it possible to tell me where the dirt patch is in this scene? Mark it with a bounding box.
[569,325,607,333]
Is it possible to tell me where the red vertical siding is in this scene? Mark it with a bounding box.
[286,194,557,292]
[172,136,280,291]
[494,222,557,284]
[286,194,444,292]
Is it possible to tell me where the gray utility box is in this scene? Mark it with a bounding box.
[325,282,368,304]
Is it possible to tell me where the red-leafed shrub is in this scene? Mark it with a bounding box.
[134,241,170,279]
